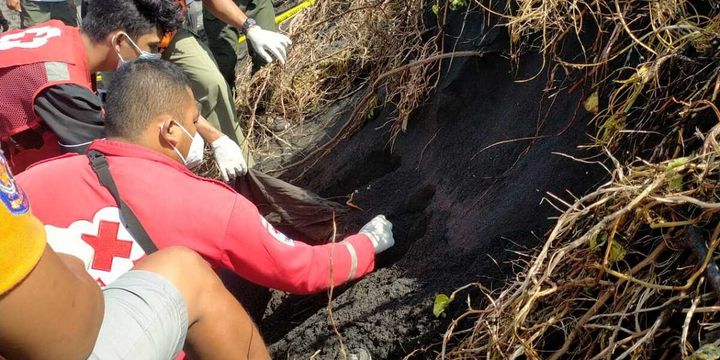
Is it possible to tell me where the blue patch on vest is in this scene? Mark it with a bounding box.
[0,153,29,215]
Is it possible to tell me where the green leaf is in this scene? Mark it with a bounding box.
[589,234,598,251]
[449,0,466,11]
[688,344,720,360]
[584,92,599,114]
[433,294,452,318]
[608,241,626,263]
[669,175,683,192]
[666,157,689,170]
[666,157,688,192]
[431,3,439,16]
[365,95,378,120]
[589,231,607,252]
[597,114,626,144]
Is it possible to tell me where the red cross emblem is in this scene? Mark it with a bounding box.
[0,26,60,50]
[17,32,41,43]
[81,221,133,272]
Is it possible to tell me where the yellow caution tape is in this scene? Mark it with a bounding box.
[238,0,316,43]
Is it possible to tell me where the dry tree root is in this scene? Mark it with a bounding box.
[235,0,456,169]
[431,1,720,359]
[440,126,720,359]
[326,214,348,360]
[228,0,720,356]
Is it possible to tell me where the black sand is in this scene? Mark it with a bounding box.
[258,9,609,359]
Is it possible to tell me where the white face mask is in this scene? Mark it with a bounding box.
[114,32,161,68]
[162,121,205,169]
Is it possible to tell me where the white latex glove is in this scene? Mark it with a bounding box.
[246,26,292,64]
[45,226,96,270]
[359,215,395,254]
[212,135,248,182]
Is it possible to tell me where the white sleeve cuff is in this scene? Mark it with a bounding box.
[342,241,358,281]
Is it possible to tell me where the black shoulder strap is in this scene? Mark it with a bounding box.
[87,150,158,254]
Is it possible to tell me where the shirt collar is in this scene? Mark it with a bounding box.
[88,139,193,175]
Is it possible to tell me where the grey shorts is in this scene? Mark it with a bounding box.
[89,270,189,360]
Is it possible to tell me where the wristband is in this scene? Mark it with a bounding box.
[242,18,257,34]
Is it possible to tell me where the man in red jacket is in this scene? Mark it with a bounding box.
[17,58,395,294]
[0,0,185,173]
[0,149,269,359]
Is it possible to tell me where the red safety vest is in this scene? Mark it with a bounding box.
[0,20,92,173]
[16,140,376,292]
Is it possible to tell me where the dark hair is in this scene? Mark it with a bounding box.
[105,59,192,140]
[81,0,184,42]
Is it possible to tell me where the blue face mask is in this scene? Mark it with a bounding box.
[114,32,161,68]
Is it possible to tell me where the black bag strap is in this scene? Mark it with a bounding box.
[87,150,158,254]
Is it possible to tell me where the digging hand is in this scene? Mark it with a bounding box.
[360,215,395,254]
[6,0,20,11]
[246,26,292,65]
[212,135,248,182]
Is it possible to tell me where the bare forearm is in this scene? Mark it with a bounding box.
[202,0,248,29]
[6,0,20,11]
[196,116,225,143]
[0,248,103,360]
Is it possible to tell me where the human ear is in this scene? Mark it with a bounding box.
[109,31,123,51]
[159,119,182,148]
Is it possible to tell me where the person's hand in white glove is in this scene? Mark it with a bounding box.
[359,215,395,254]
[45,226,96,270]
[212,135,248,182]
[246,26,293,64]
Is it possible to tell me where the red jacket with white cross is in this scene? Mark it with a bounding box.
[16,139,375,294]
